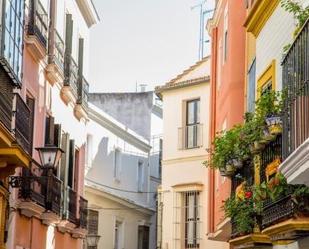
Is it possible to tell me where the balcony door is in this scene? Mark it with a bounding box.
[186,99,200,149]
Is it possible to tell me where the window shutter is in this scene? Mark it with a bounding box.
[60,132,70,183]
[64,14,73,83]
[77,38,84,100]
[54,124,62,147]
[45,116,55,145]
[68,139,75,188]
[88,209,99,235]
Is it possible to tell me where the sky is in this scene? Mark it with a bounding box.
[88,0,214,93]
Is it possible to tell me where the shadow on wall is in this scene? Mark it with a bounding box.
[86,137,149,204]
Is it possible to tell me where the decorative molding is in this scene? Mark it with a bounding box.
[45,63,64,86]
[72,227,87,239]
[244,0,280,37]
[75,0,100,28]
[24,35,47,61]
[162,154,207,165]
[60,86,77,105]
[172,182,203,192]
[279,137,309,185]
[74,104,88,122]
[41,211,61,226]
[18,201,45,218]
[229,233,272,248]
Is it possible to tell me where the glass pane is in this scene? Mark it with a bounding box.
[247,59,256,113]
[187,101,195,125]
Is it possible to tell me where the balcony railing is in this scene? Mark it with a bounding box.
[53,31,65,71]
[178,124,203,150]
[77,77,89,110]
[67,187,78,224]
[14,94,32,155]
[79,196,88,229]
[47,175,63,215]
[19,161,46,207]
[0,80,14,131]
[27,0,48,48]
[282,19,309,159]
[64,55,79,99]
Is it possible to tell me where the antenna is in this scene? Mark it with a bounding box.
[191,1,213,60]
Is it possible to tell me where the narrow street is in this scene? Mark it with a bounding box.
[0,1,309,249]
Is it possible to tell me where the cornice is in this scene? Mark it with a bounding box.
[88,104,151,153]
[76,0,100,28]
[244,0,279,37]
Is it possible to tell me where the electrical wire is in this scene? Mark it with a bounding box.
[85,177,169,194]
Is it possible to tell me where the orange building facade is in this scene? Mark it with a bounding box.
[207,0,247,241]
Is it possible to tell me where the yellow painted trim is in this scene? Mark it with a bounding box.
[229,233,271,246]
[0,148,30,167]
[257,60,276,98]
[0,125,14,147]
[245,0,280,37]
[262,217,309,237]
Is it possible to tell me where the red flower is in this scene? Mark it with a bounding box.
[245,191,252,199]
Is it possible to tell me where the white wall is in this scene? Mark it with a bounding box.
[255,5,295,91]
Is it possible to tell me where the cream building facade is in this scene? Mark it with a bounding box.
[155,57,229,249]
[85,92,162,249]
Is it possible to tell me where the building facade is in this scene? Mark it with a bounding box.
[206,0,247,242]
[2,0,99,249]
[155,57,229,249]
[85,92,162,249]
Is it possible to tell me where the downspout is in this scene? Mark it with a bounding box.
[208,26,218,235]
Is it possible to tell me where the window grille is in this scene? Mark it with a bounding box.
[173,191,201,249]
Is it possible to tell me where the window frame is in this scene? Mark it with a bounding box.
[257,60,276,98]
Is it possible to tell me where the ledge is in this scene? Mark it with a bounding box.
[74,104,88,122]
[60,86,76,105]
[71,227,87,239]
[57,220,76,233]
[24,34,46,61]
[41,211,61,226]
[262,218,309,242]
[279,137,309,185]
[229,233,272,249]
[45,63,64,86]
[18,201,45,218]
[244,0,279,37]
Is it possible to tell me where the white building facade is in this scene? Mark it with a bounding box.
[85,92,162,249]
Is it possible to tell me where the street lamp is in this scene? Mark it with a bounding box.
[36,146,64,210]
[36,146,64,169]
[86,234,101,247]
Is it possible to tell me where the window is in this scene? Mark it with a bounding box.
[247,59,256,113]
[174,191,201,249]
[114,221,123,249]
[3,0,24,82]
[223,4,228,62]
[114,149,121,181]
[257,60,276,97]
[137,160,144,192]
[87,209,99,249]
[186,99,200,149]
[138,226,150,249]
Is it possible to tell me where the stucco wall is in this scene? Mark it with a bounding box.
[89,92,154,140]
[256,5,295,91]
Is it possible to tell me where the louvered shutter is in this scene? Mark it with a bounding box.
[45,116,55,145]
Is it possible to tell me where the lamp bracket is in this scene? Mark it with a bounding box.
[9,176,41,188]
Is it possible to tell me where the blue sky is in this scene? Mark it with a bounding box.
[89,0,214,92]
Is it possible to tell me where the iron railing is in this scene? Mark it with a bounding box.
[77,77,89,110]
[47,175,62,215]
[282,19,309,159]
[68,187,78,224]
[19,161,46,207]
[0,80,14,131]
[260,135,282,183]
[27,0,48,48]
[64,55,79,99]
[14,94,32,155]
[79,196,88,229]
[53,31,65,71]
[178,124,203,150]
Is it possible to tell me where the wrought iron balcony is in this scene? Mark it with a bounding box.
[19,161,46,208]
[79,196,88,229]
[27,0,48,48]
[54,31,65,72]
[178,124,203,150]
[14,93,32,155]
[63,55,79,101]
[282,19,309,159]
[67,187,78,224]
[47,175,63,216]
[77,77,89,111]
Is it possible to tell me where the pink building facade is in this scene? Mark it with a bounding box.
[4,0,99,248]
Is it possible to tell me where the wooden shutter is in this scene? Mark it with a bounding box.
[45,116,55,145]
[60,132,70,183]
[64,14,73,83]
[54,124,62,147]
[77,38,84,99]
[68,139,75,188]
[88,210,99,235]
[26,96,35,155]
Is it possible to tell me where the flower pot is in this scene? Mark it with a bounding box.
[262,127,276,142]
[231,159,243,169]
[225,164,235,176]
[266,116,283,135]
